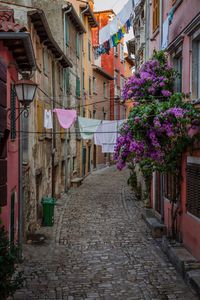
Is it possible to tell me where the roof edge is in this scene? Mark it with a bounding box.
[92,64,114,80]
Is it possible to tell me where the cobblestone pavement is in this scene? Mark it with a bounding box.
[14,167,198,300]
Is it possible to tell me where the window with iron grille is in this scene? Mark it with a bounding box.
[152,0,160,32]
[186,158,200,218]
[10,85,16,140]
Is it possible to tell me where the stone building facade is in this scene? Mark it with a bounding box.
[1,1,72,234]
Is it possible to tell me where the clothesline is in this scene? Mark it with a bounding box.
[96,0,134,57]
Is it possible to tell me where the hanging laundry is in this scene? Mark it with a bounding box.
[94,121,118,153]
[44,109,53,129]
[110,17,118,36]
[125,19,132,33]
[122,25,126,35]
[118,0,133,26]
[117,28,124,41]
[94,120,127,153]
[99,22,111,45]
[161,17,169,50]
[78,117,101,140]
[99,0,134,45]
[53,109,77,129]
[168,7,175,24]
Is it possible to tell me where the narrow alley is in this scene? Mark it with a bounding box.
[14,167,196,300]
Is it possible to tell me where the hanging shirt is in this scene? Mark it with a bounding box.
[53,109,77,129]
[78,117,101,140]
[99,23,111,45]
[95,120,126,153]
[161,17,169,50]
[44,109,53,129]
[94,121,117,153]
[117,0,133,26]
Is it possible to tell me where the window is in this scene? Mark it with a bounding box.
[76,33,80,58]
[102,107,106,120]
[65,16,69,46]
[153,0,160,32]
[76,76,80,98]
[120,44,124,62]
[120,76,125,91]
[186,158,200,218]
[42,48,48,76]
[114,71,118,86]
[88,40,91,61]
[73,157,76,171]
[173,55,182,92]
[192,39,200,99]
[64,68,70,95]
[164,173,178,202]
[114,46,118,56]
[89,77,92,95]
[103,82,107,98]
[10,85,16,140]
[93,77,96,94]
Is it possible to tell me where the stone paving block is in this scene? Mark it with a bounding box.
[14,167,198,300]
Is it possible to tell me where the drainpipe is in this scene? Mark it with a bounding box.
[63,4,72,192]
[18,102,23,258]
[145,0,150,61]
[80,5,89,175]
[63,4,72,55]
[159,0,163,50]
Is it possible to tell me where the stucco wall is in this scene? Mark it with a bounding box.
[0,43,19,240]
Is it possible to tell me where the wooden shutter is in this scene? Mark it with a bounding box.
[186,162,200,218]
[37,99,44,138]
[153,0,160,32]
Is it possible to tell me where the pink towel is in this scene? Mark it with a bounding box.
[53,109,77,129]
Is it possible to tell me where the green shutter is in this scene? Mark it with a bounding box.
[64,69,70,94]
[76,76,80,98]
[10,86,16,140]
[76,33,80,58]
[65,16,69,46]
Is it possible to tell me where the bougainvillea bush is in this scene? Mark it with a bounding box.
[122,51,177,102]
[115,51,200,189]
[114,94,200,174]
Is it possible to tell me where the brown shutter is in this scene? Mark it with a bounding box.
[186,163,200,218]
[153,0,160,32]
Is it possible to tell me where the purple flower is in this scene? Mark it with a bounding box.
[161,90,171,97]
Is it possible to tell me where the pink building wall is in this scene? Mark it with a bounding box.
[0,43,19,241]
[149,0,200,261]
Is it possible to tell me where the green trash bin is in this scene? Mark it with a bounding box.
[41,197,56,226]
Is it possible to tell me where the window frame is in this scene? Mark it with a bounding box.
[192,33,200,100]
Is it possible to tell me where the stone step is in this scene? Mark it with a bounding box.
[186,269,200,296]
[143,216,167,238]
[71,177,83,187]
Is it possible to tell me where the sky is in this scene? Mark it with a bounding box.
[94,0,130,14]
[94,0,133,52]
